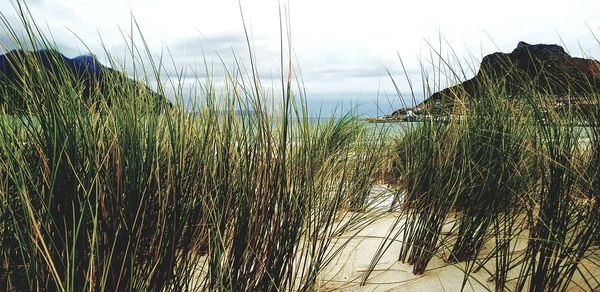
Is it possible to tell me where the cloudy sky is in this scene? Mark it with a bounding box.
[1,0,599,116]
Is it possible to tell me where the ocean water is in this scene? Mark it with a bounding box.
[181,93,423,130]
[303,95,423,119]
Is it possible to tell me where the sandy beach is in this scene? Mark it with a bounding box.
[315,186,600,291]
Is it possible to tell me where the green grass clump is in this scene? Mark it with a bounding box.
[376,42,600,291]
[394,117,460,274]
[0,5,388,291]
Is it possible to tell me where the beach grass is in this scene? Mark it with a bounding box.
[371,41,600,291]
[0,4,389,291]
[2,2,600,291]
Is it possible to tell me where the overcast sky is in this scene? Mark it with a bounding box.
[1,0,600,116]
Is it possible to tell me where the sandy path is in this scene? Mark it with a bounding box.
[316,186,600,291]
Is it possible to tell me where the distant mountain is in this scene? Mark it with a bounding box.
[0,49,170,112]
[384,42,600,121]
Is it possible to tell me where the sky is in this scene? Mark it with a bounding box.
[0,0,600,117]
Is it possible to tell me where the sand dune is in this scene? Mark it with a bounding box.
[316,186,600,291]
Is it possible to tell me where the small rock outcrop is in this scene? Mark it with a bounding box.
[385,42,600,121]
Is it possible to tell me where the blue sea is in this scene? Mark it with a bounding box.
[301,94,424,119]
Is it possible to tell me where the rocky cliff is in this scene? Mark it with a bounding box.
[386,42,600,120]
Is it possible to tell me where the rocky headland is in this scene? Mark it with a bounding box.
[0,49,170,112]
[377,42,600,122]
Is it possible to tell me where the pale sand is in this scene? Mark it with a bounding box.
[188,185,599,291]
[315,186,600,291]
